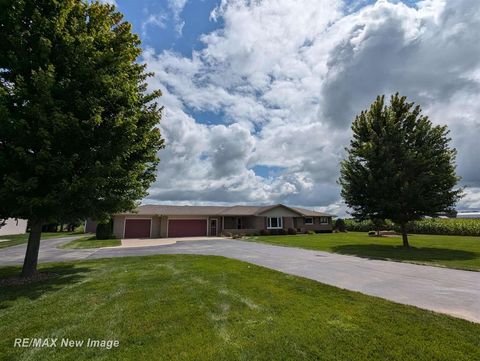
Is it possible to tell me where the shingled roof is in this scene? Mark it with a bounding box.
[118,204,334,217]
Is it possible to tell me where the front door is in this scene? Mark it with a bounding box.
[210,219,217,236]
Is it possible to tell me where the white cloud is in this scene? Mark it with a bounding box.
[141,13,167,37]
[458,188,480,210]
[142,0,480,215]
[168,0,188,18]
[99,0,117,5]
[168,0,188,35]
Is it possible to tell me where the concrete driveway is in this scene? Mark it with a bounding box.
[1,237,479,323]
[120,236,226,248]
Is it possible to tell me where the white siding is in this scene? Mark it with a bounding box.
[0,218,28,236]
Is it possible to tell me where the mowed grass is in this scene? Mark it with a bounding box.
[0,232,84,249]
[59,236,121,249]
[0,255,478,361]
[249,232,480,271]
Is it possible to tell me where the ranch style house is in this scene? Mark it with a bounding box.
[86,204,335,239]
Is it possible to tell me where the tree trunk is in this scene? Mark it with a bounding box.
[21,222,43,277]
[400,223,410,248]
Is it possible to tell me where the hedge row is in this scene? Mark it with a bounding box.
[344,218,480,236]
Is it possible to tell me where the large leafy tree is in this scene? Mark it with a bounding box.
[339,94,461,247]
[0,0,164,276]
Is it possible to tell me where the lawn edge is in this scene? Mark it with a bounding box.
[245,236,480,273]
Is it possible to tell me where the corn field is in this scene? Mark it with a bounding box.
[344,218,480,236]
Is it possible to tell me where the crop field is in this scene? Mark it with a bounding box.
[345,218,480,236]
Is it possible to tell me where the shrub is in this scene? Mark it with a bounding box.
[306,230,315,235]
[96,221,113,240]
[334,218,346,232]
[279,228,287,235]
[287,227,297,235]
[368,231,377,236]
[259,229,269,236]
[372,218,386,234]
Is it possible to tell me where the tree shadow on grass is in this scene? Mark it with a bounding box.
[331,244,477,264]
[0,264,93,310]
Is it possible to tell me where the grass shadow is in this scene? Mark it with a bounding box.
[331,244,477,263]
[0,264,93,310]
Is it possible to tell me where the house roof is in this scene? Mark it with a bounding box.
[118,204,334,217]
[290,207,333,217]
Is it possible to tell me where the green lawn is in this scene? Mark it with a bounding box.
[0,255,478,360]
[59,236,121,249]
[0,232,84,249]
[249,232,480,271]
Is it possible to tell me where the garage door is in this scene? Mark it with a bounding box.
[124,219,151,238]
[168,219,207,237]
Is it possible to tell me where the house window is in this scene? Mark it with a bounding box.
[304,217,313,225]
[267,217,283,229]
[320,217,329,224]
[236,217,243,229]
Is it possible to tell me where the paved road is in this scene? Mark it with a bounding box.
[0,237,98,265]
[1,237,479,323]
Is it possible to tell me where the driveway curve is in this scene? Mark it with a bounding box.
[1,237,479,323]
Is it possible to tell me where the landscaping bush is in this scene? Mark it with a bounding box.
[279,228,287,235]
[259,229,269,236]
[287,227,297,235]
[344,219,389,232]
[306,230,315,235]
[96,221,113,240]
[345,218,480,236]
[334,218,346,232]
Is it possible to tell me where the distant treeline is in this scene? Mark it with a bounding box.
[344,218,480,236]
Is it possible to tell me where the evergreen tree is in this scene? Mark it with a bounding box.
[339,94,461,247]
[0,0,164,276]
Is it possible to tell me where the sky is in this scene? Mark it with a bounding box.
[101,0,480,216]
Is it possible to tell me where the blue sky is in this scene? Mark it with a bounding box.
[114,0,222,57]
[115,0,420,57]
[113,0,228,127]
[104,0,480,214]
